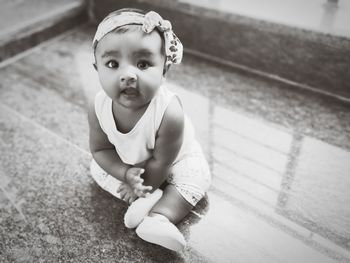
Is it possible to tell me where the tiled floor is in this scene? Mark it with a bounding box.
[179,0,350,38]
[0,25,350,262]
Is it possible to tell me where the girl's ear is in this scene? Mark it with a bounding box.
[93,63,97,71]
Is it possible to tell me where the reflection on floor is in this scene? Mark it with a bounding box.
[179,0,350,38]
[0,25,349,262]
[171,83,350,262]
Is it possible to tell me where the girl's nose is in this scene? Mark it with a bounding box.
[120,70,137,84]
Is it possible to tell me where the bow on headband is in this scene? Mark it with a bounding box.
[93,10,183,67]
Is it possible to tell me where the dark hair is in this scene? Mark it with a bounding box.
[104,8,146,18]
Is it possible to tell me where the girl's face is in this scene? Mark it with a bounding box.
[95,29,165,110]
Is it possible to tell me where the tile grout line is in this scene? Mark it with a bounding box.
[0,103,202,218]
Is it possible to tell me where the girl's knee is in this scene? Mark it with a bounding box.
[150,185,193,224]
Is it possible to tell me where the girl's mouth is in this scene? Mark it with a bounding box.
[122,88,138,98]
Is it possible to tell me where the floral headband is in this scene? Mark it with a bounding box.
[93,10,183,66]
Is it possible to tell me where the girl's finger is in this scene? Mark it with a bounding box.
[116,185,124,193]
[134,189,142,196]
[130,196,137,203]
[143,186,153,192]
[135,178,142,184]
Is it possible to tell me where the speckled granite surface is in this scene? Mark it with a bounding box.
[0,25,349,262]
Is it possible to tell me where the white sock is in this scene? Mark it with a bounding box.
[124,189,163,228]
[135,214,186,251]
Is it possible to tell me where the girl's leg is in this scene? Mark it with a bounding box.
[149,184,193,224]
[124,189,163,228]
[135,184,193,251]
[91,159,165,228]
[135,148,211,251]
[90,159,123,199]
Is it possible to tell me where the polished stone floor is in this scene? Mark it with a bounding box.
[0,25,350,262]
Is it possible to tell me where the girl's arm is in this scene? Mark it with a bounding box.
[88,102,153,197]
[88,102,130,181]
[142,97,185,190]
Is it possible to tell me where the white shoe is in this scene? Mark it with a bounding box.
[136,214,186,251]
[124,189,163,228]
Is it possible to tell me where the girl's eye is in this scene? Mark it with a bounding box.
[106,60,119,68]
[137,60,150,70]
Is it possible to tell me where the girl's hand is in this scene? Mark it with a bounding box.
[125,167,153,197]
[117,182,138,204]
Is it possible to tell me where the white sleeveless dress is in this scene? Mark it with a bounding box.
[91,85,211,205]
